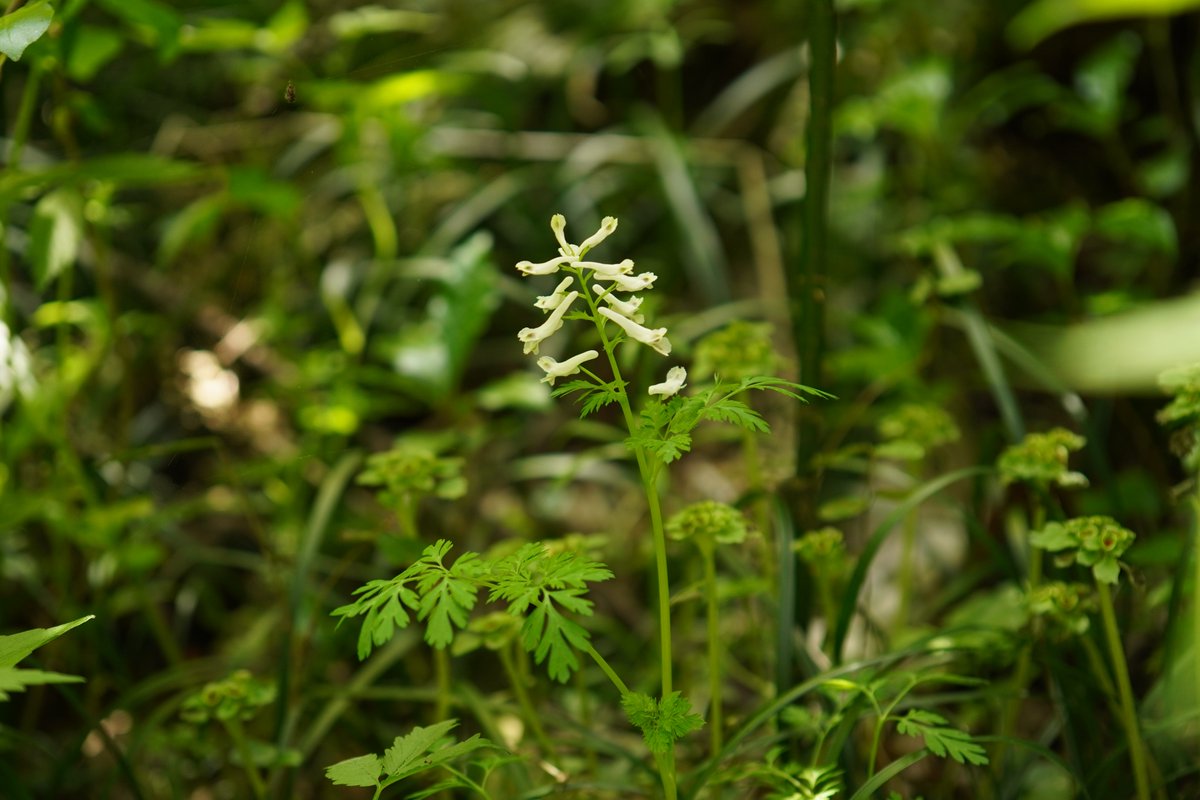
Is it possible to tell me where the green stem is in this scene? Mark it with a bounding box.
[996,502,1046,776]
[499,640,556,760]
[583,641,629,696]
[434,646,452,722]
[700,542,723,754]
[1096,579,1151,800]
[222,717,267,800]
[576,269,674,699]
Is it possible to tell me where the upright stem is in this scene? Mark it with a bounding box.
[1096,580,1151,800]
[783,0,835,694]
[700,542,723,754]
[222,718,267,800]
[499,640,556,760]
[996,501,1046,777]
[576,271,676,799]
[434,647,452,722]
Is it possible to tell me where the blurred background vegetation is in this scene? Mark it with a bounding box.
[1,0,1198,797]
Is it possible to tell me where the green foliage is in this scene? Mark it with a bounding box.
[0,616,92,701]
[895,710,989,766]
[325,719,495,795]
[551,377,626,418]
[666,500,748,545]
[1030,516,1136,584]
[490,544,613,682]
[180,670,275,725]
[997,428,1088,488]
[1026,582,1095,639]
[629,376,829,465]
[334,541,610,681]
[876,403,961,461]
[358,443,467,509]
[621,691,705,755]
[332,540,480,657]
[794,527,847,568]
[0,0,54,61]
[692,321,779,381]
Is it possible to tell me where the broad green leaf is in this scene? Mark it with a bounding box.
[1010,0,1200,49]
[28,188,84,290]
[381,720,458,777]
[0,615,93,668]
[0,0,53,62]
[324,753,380,787]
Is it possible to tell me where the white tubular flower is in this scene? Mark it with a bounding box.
[577,216,618,254]
[593,284,644,323]
[535,277,575,311]
[649,366,687,397]
[519,291,579,354]
[516,255,573,276]
[597,306,670,356]
[550,214,577,258]
[576,259,634,280]
[536,349,600,385]
[607,271,657,292]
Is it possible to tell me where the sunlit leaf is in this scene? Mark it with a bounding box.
[0,0,53,62]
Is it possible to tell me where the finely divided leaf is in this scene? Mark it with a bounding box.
[622,691,704,755]
[702,398,769,433]
[896,709,989,766]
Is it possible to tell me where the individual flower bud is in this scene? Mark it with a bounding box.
[576,259,635,280]
[535,277,575,311]
[649,366,688,397]
[607,272,658,292]
[550,214,575,257]
[577,216,618,255]
[518,291,579,354]
[536,350,600,385]
[516,255,574,276]
[593,284,644,323]
[597,306,669,355]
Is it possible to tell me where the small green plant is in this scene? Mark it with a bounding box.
[325,719,497,799]
[329,214,826,799]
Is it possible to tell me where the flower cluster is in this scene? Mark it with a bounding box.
[516,215,685,395]
[996,427,1087,489]
[876,402,961,461]
[1157,363,1200,473]
[1029,515,1136,585]
[180,670,275,725]
[666,500,748,546]
[794,526,846,567]
[1026,581,1095,640]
